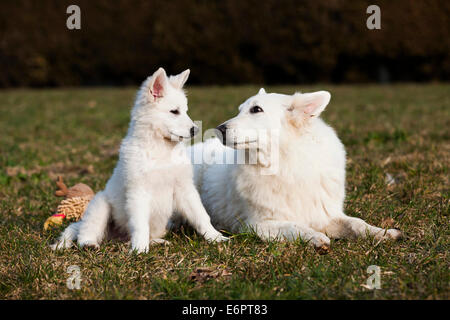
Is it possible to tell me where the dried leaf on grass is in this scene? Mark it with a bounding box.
[189,267,232,283]
[380,217,395,228]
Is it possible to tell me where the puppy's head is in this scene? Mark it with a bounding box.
[132,67,198,141]
[216,88,331,149]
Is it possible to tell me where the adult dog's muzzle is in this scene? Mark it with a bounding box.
[215,124,227,145]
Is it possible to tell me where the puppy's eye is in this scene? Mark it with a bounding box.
[170,109,180,115]
[250,106,263,114]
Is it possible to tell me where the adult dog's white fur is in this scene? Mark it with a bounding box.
[189,88,401,251]
[51,68,227,253]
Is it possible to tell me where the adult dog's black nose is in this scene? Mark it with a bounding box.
[215,124,227,144]
[190,126,199,137]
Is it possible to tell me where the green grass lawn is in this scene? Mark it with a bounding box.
[0,84,448,299]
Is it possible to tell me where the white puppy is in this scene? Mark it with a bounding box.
[190,88,401,252]
[52,68,227,253]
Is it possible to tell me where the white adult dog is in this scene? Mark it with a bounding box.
[189,88,401,252]
[52,68,227,253]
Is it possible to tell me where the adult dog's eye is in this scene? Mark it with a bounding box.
[170,109,180,115]
[250,106,263,114]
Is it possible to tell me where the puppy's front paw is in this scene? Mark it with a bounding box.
[214,235,229,242]
[130,241,149,254]
[50,240,73,251]
[78,239,100,250]
[150,238,170,246]
[204,231,229,243]
[129,247,149,254]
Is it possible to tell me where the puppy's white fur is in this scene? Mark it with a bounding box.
[189,88,401,250]
[52,68,227,253]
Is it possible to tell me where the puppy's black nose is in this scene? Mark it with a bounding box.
[190,126,199,137]
[215,124,227,144]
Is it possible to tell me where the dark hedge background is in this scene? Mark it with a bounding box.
[0,0,449,87]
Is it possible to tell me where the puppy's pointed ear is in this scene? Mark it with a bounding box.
[258,88,266,95]
[169,69,190,89]
[149,67,168,99]
[291,91,331,117]
[288,91,331,126]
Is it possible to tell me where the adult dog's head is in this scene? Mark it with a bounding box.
[132,67,199,141]
[215,88,331,150]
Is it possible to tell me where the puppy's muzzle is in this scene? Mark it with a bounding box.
[215,124,227,145]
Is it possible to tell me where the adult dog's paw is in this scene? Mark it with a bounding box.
[310,234,331,255]
[386,228,403,240]
[375,228,403,241]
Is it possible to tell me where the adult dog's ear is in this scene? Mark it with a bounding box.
[149,67,169,99]
[169,69,190,89]
[288,91,331,126]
